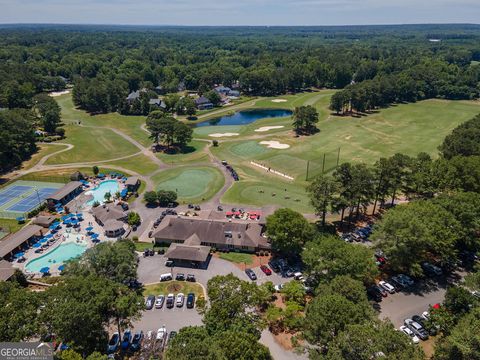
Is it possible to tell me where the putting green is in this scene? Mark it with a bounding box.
[152,166,224,202]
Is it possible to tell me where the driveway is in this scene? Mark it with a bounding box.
[378,271,463,327]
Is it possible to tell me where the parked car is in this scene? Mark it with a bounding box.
[160,273,173,282]
[260,265,272,275]
[421,262,442,276]
[176,293,185,307]
[405,319,429,341]
[130,331,143,352]
[274,283,285,292]
[396,274,415,287]
[186,274,196,282]
[176,273,185,281]
[217,206,224,211]
[284,268,294,278]
[293,272,304,281]
[421,311,430,320]
[186,293,195,308]
[268,260,281,273]
[194,205,201,211]
[148,249,154,256]
[107,332,120,353]
[165,260,174,267]
[156,326,167,341]
[168,331,177,343]
[399,326,420,344]
[121,329,132,350]
[375,285,388,297]
[188,204,194,209]
[155,295,165,309]
[145,295,155,310]
[245,268,257,281]
[379,280,395,294]
[166,294,175,309]
[367,286,383,302]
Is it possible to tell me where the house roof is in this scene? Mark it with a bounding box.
[214,86,231,93]
[195,96,212,105]
[0,260,15,281]
[153,217,269,249]
[92,204,126,224]
[103,219,125,232]
[127,91,141,101]
[124,176,140,187]
[47,181,83,201]
[33,215,56,227]
[165,243,210,262]
[0,225,43,258]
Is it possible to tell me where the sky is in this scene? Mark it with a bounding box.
[0,0,479,26]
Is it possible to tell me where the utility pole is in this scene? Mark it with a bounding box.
[322,153,326,174]
[305,160,310,181]
[35,188,42,208]
[336,147,341,167]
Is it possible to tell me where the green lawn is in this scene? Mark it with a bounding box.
[143,281,204,298]
[152,166,224,203]
[45,124,139,165]
[133,241,168,252]
[218,252,254,264]
[155,140,209,165]
[0,219,25,235]
[105,154,159,175]
[57,94,151,147]
[17,167,131,183]
[21,144,67,170]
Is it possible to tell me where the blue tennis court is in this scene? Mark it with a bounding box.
[6,188,59,213]
[0,185,32,206]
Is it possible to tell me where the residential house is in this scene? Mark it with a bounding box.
[195,96,214,110]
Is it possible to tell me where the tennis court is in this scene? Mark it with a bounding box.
[0,180,63,218]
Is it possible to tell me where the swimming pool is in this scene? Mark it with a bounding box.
[25,242,87,273]
[195,109,293,127]
[86,180,120,205]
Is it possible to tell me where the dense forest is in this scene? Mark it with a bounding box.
[1,24,480,171]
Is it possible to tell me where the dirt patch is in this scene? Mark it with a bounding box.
[208,133,239,138]
[255,126,285,132]
[259,141,290,149]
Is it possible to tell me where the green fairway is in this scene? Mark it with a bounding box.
[155,140,209,165]
[45,124,139,164]
[20,144,67,170]
[57,94,151,147]
[230,141,269,158]
[152,166,224,203]
[105,154,159,175]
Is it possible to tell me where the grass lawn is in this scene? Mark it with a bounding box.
[17,167,131,183]
[143,281,204,298]
[45,124,139,165]
[152,166,224,203]
[155,140,209,165]
[0,218,25,235]
[57,94,151,147]
[133,241,169,252]
[218,252,254,265]
[21,144,67,170]
[105,154,159,175]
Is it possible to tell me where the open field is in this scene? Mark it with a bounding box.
[151,166,224,203]
[20,144,67,170]
[155,140,209,165]
[57,94,151,147]
[45,124,139,165]
[104,154,159,176]
[143,281,204,298]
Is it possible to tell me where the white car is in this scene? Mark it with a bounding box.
[155,295,165,309]
[176,293,185,307]
[293,272,304,281]
[421,311,430,320]
[146,330,153,340]
[400,325,420,344]
[156,326,167,341]
[274,283,285,292]
[378,280,395,294]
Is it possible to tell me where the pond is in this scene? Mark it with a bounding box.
[196,109,292,127]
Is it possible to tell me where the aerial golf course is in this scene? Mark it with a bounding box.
[22,91,480,212]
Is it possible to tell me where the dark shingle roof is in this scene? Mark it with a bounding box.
[153,217,269,249]
[92,204,126,224]
[195,96,212,106]
[165,243,210,262]
[0,260,15,281]
[47,181,83,201]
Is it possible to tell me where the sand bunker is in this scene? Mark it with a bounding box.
[255,126,285,132]
[271,99,287,103]
[260,141,290,149]
[49,90,70,97]
[209,133,239,138]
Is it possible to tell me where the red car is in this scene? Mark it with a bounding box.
[260,265,272,275]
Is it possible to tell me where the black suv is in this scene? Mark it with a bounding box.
[268,260,281,273]
[186,274,196,282]
[367,286,383,302]
[186,293,195,308]
[176,273,185,281]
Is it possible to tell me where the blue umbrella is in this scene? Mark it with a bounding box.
[14,252,25,258]
[90,233,99,239]
[49,225,57,230]
[39,238,48,243]
[85,226,93,232]
[40,267,50,274]
[33,243,41,248]
[45,234,53,239]
[16,216,25,222]
[58,265,65,272]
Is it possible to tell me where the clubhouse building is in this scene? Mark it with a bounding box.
[152,216,270,266]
